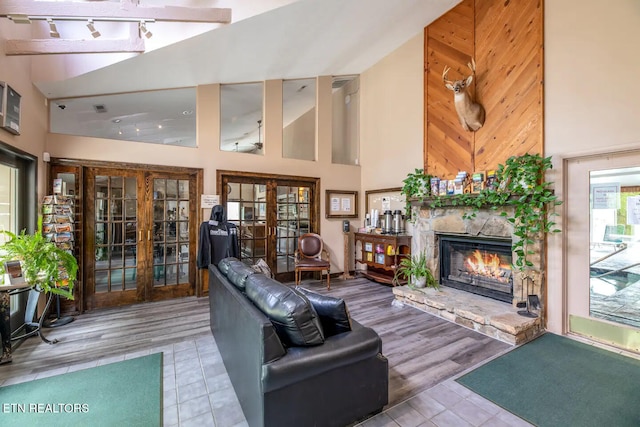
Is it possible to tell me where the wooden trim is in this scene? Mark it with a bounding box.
[50,157,201,175]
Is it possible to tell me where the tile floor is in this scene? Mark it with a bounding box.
[1,332,533,427]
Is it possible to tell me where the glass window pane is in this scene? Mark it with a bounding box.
[167,180,178,199]
[283,78,316,161]
[125,177,136,199]
[590,167,640,329]
[49,88,197,148]
[110,176,123,198]
[220,82,264,155]
[178,180,189,199]
[96,176,108,198]
[154,180,165,199]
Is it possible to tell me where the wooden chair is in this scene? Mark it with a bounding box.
[295,233,331,289]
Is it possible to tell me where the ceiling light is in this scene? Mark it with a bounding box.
[47,18,60,38]
[158,124,162,129]
[112,119,121,123]
[7,14,31,24]
[182,110,193,116]
[87,19,101,38]
[139,20,152,39]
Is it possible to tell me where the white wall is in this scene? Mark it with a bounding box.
[545,0,640,333]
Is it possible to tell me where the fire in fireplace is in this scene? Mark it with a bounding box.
[439,235,513,303]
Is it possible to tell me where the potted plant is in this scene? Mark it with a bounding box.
[0,218,77,299]
[393,252,438,290]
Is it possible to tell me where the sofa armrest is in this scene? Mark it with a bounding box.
[261,321,383,393]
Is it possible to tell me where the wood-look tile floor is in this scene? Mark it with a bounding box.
[0,277,532,427]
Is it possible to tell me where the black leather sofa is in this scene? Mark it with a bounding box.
[209,258,389,427]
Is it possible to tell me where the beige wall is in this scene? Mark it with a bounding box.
[0,22,49,198]
[359,33,424,215]
[545,0,640,333]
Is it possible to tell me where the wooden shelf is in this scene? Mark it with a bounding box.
[354,232,411,285]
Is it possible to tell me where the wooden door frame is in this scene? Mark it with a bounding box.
[216,170,321,276]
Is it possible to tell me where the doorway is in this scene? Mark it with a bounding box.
[565,151,640,353]
[217,171,320,282]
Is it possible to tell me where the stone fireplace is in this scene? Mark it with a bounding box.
[392,202,544,345]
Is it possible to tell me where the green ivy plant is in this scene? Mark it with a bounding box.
[403,154,562,272]
[0,218,77,299]
[400,168,432,221]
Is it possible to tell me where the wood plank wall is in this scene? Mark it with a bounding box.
[425,0,543,178]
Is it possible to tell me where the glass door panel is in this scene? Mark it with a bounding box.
[94,174,138,294]
[152,178,190,287]
[231,183,268,266]
[276,185,311,275]
[589,167,640,329]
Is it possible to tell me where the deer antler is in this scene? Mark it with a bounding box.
[442,65,453,85]
[467,58,476,74]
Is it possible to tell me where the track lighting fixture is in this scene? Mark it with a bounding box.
[86,19,101,38]
[139,20,152,39]
[47,18,60,38]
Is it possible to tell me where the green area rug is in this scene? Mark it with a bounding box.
[456,333,640,427]
[0,352,162,427]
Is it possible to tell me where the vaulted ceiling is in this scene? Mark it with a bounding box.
[3,0,461,147]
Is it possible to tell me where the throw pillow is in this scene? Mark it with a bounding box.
[294,287,352,337]
[245,274,325,347]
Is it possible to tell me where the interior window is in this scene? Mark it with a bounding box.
[49,88,197,147]
[220,82,264,155]
[332,75,360,165]
[283,78,316,161]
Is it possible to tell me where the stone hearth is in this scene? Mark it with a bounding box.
[393,285,542,345]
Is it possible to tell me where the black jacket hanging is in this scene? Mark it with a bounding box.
[197,205,239,268]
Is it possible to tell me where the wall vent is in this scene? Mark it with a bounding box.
[93,104,107,113]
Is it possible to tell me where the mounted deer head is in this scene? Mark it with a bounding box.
[442,59,486,132]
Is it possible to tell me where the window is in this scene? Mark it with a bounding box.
[283,78,316,160]
[220,82,264,155]
[332,75,359,165]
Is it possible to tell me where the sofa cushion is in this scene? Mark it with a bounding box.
[294,287,352,337]
[223,259,257,292]
[245,274,325,347]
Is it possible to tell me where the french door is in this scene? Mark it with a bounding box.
[84,167,198,310]
[218,171,320,282]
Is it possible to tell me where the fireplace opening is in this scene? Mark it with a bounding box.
[439,235,513,303]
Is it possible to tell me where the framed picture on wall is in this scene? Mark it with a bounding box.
[325,190,358,218]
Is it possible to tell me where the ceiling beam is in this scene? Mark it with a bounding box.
[0,0,231,23]
[4,38,146,55]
